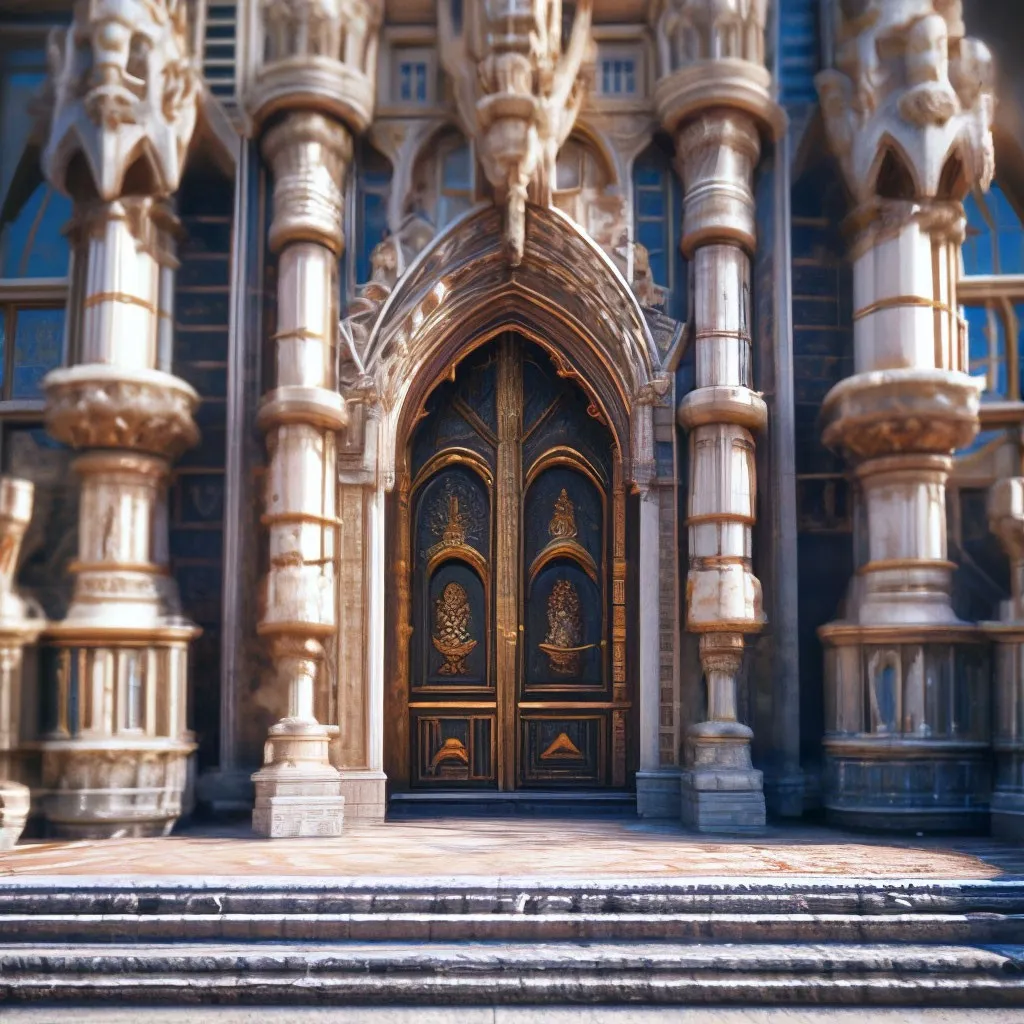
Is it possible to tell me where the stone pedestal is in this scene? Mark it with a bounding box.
[680,722,765,832]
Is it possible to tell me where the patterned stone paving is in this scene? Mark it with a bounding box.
[0,818,1019,878]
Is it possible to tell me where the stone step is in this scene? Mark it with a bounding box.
[2,876,1022,915]
[1,941,1022,1005]
[2,877,1022,944]
[3,910,1023,944]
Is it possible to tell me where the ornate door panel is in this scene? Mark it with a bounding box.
[400,335,626,790]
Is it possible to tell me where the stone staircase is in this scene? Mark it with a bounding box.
[0,876,1022,1006]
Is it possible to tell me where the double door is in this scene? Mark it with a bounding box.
[396,334,629,790]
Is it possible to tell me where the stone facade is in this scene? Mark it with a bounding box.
[0,0,1020,842]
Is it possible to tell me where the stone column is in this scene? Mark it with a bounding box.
[984,479,1024,838]
[816,4,995,830]
[32,0,201,837]
[250,114,351,838]
[651,0,784,833]
[0,479,45,848]
[247,0,381,838]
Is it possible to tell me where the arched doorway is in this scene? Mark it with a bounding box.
[386,332,630,791]
[337,204,672,818]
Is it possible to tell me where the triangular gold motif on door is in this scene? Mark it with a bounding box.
[539,731,584,761]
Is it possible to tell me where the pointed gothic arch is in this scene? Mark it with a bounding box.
[359,202,666,491]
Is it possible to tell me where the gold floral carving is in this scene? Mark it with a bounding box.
[432,581,477,676]
[540,579,586,675]
[548,489,578,540]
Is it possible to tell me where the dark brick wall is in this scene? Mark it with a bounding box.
[171,170,234,772]
[790,156,855,777]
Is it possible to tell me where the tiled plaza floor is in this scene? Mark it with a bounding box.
[0,817,1021,878]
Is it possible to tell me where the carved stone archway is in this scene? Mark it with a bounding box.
[360,203,666,491]
[335,204,670,815]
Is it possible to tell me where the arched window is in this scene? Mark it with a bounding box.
[960,182,1024,403]
[353,145,392,286]
[408,130,474,232]
[632,137,685,321]
[552,136,610,229]
[1,49,71,280]
[0,42,71,417]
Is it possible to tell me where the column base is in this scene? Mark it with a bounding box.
[252,766,345,838]
[38,741,194,839]
[338,769,387,822]
[680,767,766,834]
[0,780,30,849]
[635,769,681,819]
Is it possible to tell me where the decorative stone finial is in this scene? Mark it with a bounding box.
[42,0,199,201]
[439,0,595,265]
[816,0,995,202]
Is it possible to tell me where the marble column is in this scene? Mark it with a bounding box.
[816,3,995,830]
[651,0,784,833]
[246,0,381,837]
[33,0,201,837]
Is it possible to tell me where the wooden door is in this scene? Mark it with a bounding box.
[399,334,627,789]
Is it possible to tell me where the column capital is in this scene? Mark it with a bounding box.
[650,0,785,142]
[248,0,383,133]
[816,0,995,204]
[41,0,200,202]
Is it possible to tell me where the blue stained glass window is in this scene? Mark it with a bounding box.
[0,49,71,279]
[355,149,392,286]
[965,303,1008,399]
[437,142,473,228]
[442,145,472,193]
[962,183,1024,277]
[11,307,64,398]
[632,141,685,320]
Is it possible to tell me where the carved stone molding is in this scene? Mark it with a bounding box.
[44,367,200,461]
[439,0,596,264]
[263,112,352,254]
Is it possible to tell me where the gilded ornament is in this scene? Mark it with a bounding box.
[548,489,578,540]
[429,735,470,771]
[432,581,477,676]
[540,579,588,675]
